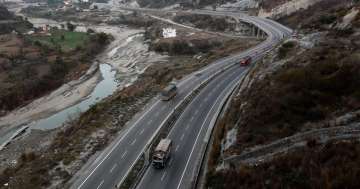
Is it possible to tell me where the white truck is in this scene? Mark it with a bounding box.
[160,83,177,101]
[152,139,172,169]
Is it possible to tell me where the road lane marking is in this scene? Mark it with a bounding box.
[130,139,137,146]
[180,134,185,141]
[195,110,199,115]
[176,81,232,189]
[185,124,190,130]
[175,145,179,152]
[148,120,153,125]
[161,171,167,181]
[169,159,173,166]
[77,100,161,189]
[96,180,104,189]
[139,128,145,135]
[110,164,117,173]
[190,116,194,122]
[121,150,128,159]
[100,13,282,189]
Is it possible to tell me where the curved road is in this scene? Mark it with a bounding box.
[70,9,292,189]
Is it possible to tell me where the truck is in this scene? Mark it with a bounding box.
[152,138,172,169]
[240,56,252,66]
[160,83,177,101]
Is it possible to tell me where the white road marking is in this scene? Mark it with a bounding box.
[180,134,185,141]
[96,180,104,189]
[161,171,167,181]
[148,120,153,124]
[161,106,166,111]
[190,116,194,122]
[176,82,231,189]
[139,128,145,135]
[175,145,179,152]
[77,100,160,189]
[195,110,199,115]
[121,150,128,159]
[169,158,173,166]
[110,164,117,173]
[130,139,137,146]
[185,124,190,130]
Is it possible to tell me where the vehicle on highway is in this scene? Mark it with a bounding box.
[240,56,252,66]
[152,138,172,169]
[194,71,203,77]
[161,83,177,101]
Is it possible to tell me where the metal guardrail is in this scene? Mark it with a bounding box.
[116,57,241,189]
[112,7,291,189]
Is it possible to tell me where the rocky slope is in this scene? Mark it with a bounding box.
[205,1,360,188]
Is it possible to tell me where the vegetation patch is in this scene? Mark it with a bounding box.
[27,30,90,52]
[0,15,111,112]
[225,39,360,155]
[207,140,360,189]
[173,14,237,32]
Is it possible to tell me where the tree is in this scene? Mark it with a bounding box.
[66,22,76,32]
[95,32,109,45]
[87,28,95,34]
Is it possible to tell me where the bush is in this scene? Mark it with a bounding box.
[278,41,296,59]
[66,22,76,32]
[207,141,360,189]
[319,14,337,24]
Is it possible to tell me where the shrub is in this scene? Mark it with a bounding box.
[319,14,337,24]
[278,41,296,59]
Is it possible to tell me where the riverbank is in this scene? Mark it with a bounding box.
[0,17,167,170]
[0,3,263,187]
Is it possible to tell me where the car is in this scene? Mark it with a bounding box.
[240,56,252,66]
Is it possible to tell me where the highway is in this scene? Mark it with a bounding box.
[135,13,292,188]
[70,8,292,189]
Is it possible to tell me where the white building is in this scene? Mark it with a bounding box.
[162,28,177,38]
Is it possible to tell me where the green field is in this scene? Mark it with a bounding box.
[29,30,90,52]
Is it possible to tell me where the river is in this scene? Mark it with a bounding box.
[31,64,118,130]
[0,17,148,150]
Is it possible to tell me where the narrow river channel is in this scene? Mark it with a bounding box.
[32,63,118,130]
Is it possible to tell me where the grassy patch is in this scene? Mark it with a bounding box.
[28,30,89,52]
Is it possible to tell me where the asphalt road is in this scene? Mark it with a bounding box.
[71,8,292,189]
[135,11,292,189]
[136,60,248,189]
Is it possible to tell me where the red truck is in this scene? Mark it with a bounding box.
[240,56,252,66]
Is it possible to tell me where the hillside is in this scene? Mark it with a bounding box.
[0,6,112,113]
[0,5,33,34]
[0,5,14,20]
[205,1,360,188]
